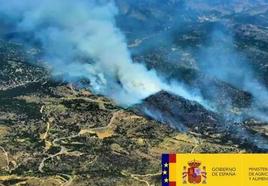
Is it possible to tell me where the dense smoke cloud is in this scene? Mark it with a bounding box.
[0,0,207,106]
[0,0,267,123]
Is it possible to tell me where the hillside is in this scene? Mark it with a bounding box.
[0,41,241,186]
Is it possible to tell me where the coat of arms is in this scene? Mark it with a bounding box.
[182,160,207,184]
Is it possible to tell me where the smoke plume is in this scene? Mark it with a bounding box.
[0,0,207,106]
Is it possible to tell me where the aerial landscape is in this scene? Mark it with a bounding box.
[0,0,267,185]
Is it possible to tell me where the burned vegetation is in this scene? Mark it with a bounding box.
[0,41,244,186]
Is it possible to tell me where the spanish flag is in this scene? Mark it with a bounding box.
[162,154,177,186]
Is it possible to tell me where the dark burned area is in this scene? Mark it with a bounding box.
[0,1,268,185]
[0,39,262,186]
[0,30,267,184]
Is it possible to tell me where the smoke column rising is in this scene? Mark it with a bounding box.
[0,0,207,106]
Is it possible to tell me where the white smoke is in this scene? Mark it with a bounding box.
[0,0,208,106]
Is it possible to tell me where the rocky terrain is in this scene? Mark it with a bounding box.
[0,0,268,185]
[0,41,241,186]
